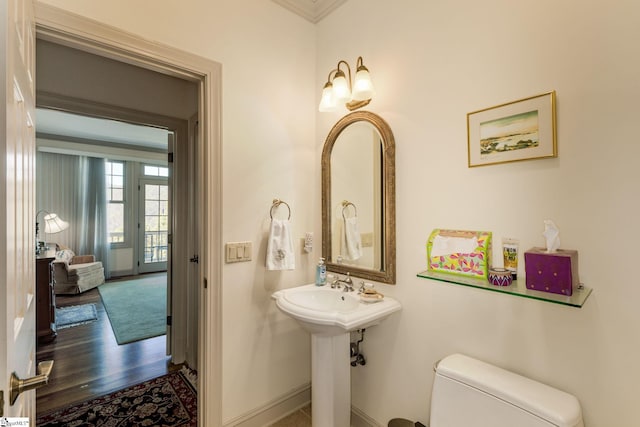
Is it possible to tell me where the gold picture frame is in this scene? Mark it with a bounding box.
[467,91,557,167]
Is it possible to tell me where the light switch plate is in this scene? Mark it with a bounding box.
[225,241,252,263]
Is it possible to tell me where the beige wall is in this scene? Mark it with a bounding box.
[36,0,640,426]
[318,1,639,426]
[37,0,318,423]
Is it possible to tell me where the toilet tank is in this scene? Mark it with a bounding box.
[430,354,583,427]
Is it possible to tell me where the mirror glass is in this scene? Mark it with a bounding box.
[322,111,395,284]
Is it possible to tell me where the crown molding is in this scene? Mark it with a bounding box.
[272,0,348,23]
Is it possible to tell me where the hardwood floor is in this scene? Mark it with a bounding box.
[36,283,172,415]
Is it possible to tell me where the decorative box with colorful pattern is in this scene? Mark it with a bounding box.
[524,247,579,296]
[426,229,492,279]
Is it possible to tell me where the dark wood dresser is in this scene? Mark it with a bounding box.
[36,250,57,344]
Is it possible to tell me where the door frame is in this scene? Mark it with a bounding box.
[35,4,223,426]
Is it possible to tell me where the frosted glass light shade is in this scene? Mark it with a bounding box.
[331,73,351,103]
[319,84,338,112]
[44,213,69,234]
[352,68,375,101]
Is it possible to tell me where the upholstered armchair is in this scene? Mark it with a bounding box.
[52,249,105,294]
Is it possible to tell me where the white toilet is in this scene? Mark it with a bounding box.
[429,354,584,427]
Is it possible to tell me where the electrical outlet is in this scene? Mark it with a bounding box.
[304,231,313,253]
[361,232,374,247]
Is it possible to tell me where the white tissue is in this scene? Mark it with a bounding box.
[430,235,479,257]
[542,219,560,253]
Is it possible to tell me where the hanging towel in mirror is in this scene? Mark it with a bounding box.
[266,218,295,270]
[343,216,363,261]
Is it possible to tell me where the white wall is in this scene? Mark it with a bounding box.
[318,1,640,426]
[36,0,640,426]
[37,0,318,423]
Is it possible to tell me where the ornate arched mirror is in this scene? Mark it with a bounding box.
[321,111,396,284]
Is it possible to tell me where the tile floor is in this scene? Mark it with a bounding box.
[268,404,312,427]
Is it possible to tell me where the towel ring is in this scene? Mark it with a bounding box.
[341,200,357,220]
[270,199,291,220]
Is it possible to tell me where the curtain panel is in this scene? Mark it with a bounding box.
[36,151,110,278]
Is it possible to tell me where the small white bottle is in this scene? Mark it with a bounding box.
[315,258,327,286]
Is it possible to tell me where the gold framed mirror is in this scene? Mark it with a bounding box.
[321,111,396,284]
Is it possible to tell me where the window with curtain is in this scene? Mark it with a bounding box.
[106,160,125,244]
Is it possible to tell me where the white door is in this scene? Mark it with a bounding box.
[1,0,40,420]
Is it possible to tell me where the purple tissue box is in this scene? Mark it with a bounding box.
[524,247,579,296]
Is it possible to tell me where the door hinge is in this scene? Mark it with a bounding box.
[1,390,4,416]
[137,261,140,267]
[189,255,199,264]
[168,152,174,163]
[204,278,208,289]
[166,315,172,326]
[168,234,173,244]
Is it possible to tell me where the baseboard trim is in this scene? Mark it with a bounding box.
[223,383,311,427]
[108,269,134,278]
[223,385,384,427]
[352,404,383,427]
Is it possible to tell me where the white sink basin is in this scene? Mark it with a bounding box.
[273,283,402,426]
[272,284,401,335]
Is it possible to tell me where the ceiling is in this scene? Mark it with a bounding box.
[36,108,169,151]
[36,1,347,150]
[271,0,348,23]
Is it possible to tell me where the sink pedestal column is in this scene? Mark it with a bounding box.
[311,333,351,427]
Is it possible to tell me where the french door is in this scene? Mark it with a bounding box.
[138,178,169,273]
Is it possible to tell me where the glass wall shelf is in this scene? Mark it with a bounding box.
[417,270,592,308]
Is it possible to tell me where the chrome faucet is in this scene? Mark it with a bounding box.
[330,272,354,291]
[341,273,354,292]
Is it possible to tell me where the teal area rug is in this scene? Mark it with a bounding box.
[56,304,98,329]
[98,275,167,345]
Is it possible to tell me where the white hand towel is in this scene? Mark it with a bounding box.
[343,216,363,261]
[266,218,295,270]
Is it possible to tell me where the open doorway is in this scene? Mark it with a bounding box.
[34,40,196,416]
[35,5,223,424]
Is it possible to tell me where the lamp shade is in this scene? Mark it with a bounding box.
[331,71,351,103]
[43,213,69,234]
[352,67,375,101]
[318,82,338,112]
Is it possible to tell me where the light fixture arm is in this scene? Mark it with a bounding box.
[335,60,353,92]
[318,56,375,112]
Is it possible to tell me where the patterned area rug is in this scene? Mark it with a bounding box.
[55,304,98,329]
[36,369,197,426]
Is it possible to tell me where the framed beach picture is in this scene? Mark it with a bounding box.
[467,91,556,167]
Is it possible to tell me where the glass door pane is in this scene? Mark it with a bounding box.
[139,179,169,273]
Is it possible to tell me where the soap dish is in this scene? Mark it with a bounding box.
[360,292,384,303]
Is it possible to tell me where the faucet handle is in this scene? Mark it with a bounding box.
[358,281,366,293]
[329,274,340,289]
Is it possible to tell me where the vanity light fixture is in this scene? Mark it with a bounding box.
[318,56,375,112]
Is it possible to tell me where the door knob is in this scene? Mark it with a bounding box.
[10,360,54,405]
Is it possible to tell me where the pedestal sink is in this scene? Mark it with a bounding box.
[272,284,401,427]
